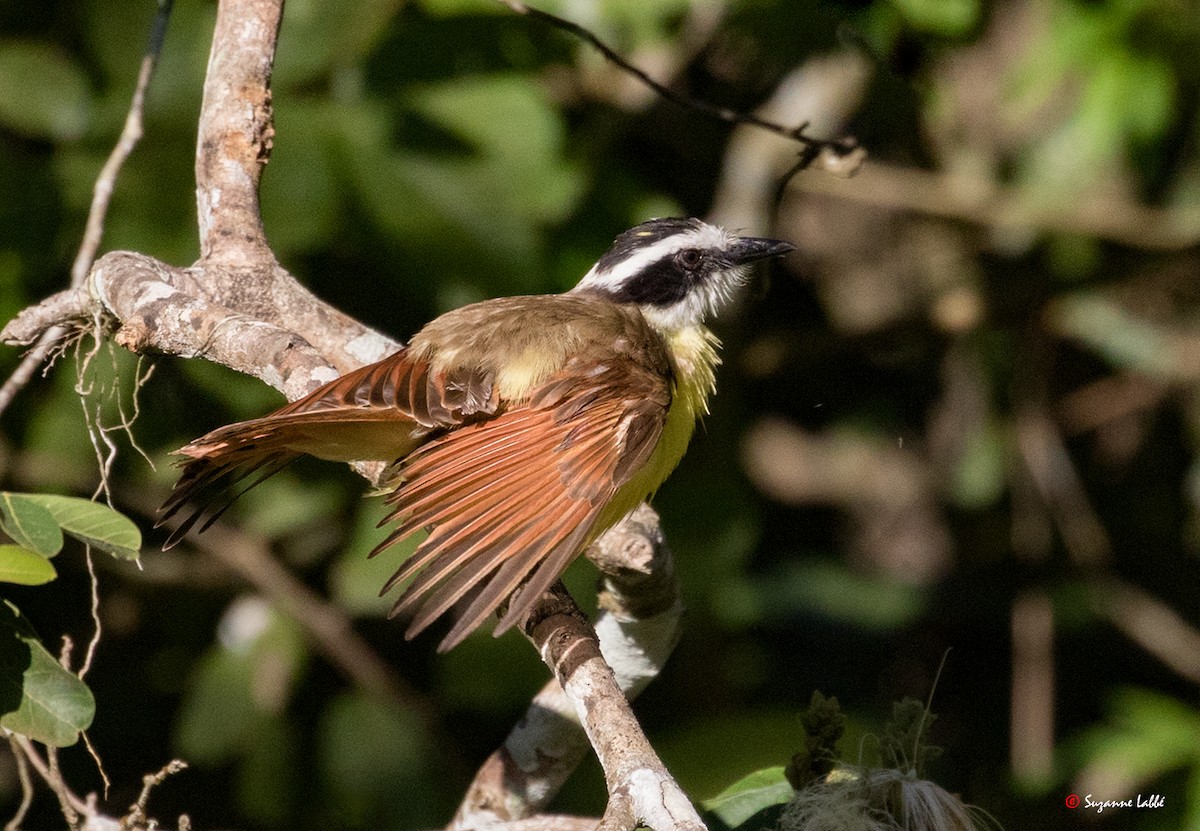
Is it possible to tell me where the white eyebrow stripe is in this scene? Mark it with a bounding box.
[574,224,734,293]
[578,237,685,290]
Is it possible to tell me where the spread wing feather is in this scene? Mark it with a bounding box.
[160,298,675,653]
[376,358,671,652]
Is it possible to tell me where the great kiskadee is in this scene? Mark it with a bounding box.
[160,218,794,651]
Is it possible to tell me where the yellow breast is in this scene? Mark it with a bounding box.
[594,323,721,533]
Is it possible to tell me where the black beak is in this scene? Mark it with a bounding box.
[730,236,796,265]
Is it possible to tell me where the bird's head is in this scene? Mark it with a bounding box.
[573,217,795,331]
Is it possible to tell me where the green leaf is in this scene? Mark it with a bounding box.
[702,766,794,828]
[0,493,63,557]
[1070,688,1200,797]
[0,546,58,586]
[338,77,583,295]
[0,601,95,747]
[17,494,141,560]
[0,41,91,141]
[888,0,979,36]
[275,0,405,87]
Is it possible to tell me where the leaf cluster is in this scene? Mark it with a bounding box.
[0,492,139,748]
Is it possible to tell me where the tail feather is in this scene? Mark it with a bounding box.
[159,347,502,550]
[159,446,299,548]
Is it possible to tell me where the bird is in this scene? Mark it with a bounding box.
[159,217,794,651]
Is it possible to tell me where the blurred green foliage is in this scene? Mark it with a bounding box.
[0,0,1199,828]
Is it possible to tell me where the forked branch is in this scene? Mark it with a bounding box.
[0,1,763,829]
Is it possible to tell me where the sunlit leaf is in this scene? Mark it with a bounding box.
[702,766,794,828]
[17,494,141,560]
[888,0,979,36]
[0,546,58,586]
[0,41,91,140]
[0,601,94,747]
[405,75,581,222]
[0,493,64,557]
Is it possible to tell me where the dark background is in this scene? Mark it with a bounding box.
[1,0,1199,828]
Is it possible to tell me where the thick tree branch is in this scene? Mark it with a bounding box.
[519,584,704,831]
[2,1,735,826]
[195,0,278,267]
[451,506,685,828]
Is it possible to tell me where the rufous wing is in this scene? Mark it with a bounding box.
[375,353,672,652]
[158,347,498,547]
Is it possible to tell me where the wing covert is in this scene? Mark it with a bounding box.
[375,348,673,652]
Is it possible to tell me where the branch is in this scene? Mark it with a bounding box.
[451,505,686,828]
[495,0,863,178]
[519,584,705,831]
[1091,578,1200,685]
[195,0,277,267]
[4,0,730,825]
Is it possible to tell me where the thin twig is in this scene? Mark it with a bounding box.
[80,549,103,680]
[82,731,111,801]
[45,746,81,826]
[5,737,34,831]
[0,0,172,420]
[495,0,860,171]
[125,759,188,828]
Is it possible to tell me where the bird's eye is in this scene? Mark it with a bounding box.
[677,248,702,268]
